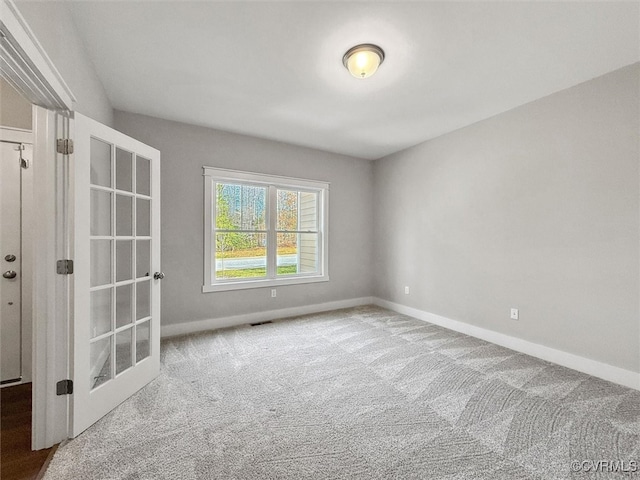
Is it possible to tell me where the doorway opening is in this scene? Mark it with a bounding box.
[1,77,33,388]
[0,76,55,479]
[2,0,77,453]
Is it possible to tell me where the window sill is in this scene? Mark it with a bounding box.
[202,275,329,293]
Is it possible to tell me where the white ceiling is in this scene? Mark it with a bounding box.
[67,1,639,160]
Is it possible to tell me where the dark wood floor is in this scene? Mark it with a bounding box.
[1,383,55,480]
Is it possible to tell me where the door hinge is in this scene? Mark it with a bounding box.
[56,259,74,274]
[56,379,73,395]
[56,138,74,155]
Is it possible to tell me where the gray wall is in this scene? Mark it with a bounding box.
[16,1,113,126]
[373,63,640,373]
[0,77,32,129]
[114,111,374,327]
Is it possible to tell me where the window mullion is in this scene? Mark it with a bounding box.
[266,185,277,279]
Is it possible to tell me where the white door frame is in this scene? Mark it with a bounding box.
[1,0,76,449]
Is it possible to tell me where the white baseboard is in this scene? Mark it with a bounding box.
[372,297,640,391]
[161,296,374,338]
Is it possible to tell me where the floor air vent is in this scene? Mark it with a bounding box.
[250,321,273,327]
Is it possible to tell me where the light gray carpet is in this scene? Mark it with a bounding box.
[44,306,640,479]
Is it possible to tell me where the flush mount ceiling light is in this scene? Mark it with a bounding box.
[342,44,385,79]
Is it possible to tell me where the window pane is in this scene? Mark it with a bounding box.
[136,239,150,278]
[299,192,318,231]
[91,239,112,287]
[91,336,112,389]
[116,194,133,236]
[90,138,111,187]
[216,232,266,279]
[277,189,298,231]
[116,328,133,375]
[90,288,112,338]
[116,284,133,329]
[276,233,298,275]
[136,280,151,320]
[136,156,151,196]
[136,321,150,363]
[216,183,266,230]
[277,190,318,232]
[136,198,150,236]
[116,240,132,282]
[116,148,133,192]
[299,233,319,273]
[276,233,318,275]
[91,189,111,236]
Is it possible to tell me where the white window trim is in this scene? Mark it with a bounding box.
[202,167,329,293]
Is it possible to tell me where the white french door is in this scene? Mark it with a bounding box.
[72,113,161,437]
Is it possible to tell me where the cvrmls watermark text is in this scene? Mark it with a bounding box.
[571,460,638,474]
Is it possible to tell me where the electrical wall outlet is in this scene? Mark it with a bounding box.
[404,286,410,295]
[271,289,277,298]
[510,308,519,320]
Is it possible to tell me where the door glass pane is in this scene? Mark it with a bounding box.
[90,336,112,389]
[215,233,266,279]
[116,148,133,192]
[91,189,111,236]
[136,280,150,320]
[115,284,133,329]
[136,321,150,363]
[116,328,133,375]
[136,156,150,196]
[136,239,150,278]
[136,198,150,236]
[276,233,298,275]
[116,194,133,236]
[115,240,132,282]
[90,288,112,338]
[91,240,112,287]
[90,137,111,187]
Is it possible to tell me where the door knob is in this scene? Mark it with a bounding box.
[153,272,165,280]
[3,270,17,279]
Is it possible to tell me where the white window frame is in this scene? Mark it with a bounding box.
[203,167,329,292]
